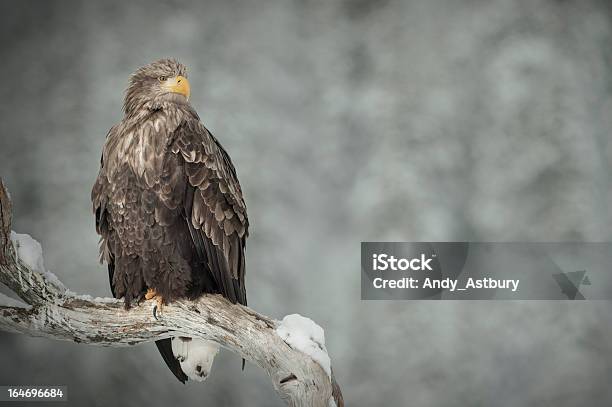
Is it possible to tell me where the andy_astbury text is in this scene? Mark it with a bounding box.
[372,277,520,292]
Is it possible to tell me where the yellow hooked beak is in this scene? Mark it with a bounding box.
[164,75,190,100]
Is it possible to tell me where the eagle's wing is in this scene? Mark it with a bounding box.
[171,116,248,305]
[91,129,117,299]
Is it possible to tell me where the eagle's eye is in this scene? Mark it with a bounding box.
[158,76,168,82]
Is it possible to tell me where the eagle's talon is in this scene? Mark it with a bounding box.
[153,301,164,319]
[147,289,164,319]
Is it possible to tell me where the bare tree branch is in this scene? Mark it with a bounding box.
[0,178,343,407]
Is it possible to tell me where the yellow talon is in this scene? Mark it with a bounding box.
[145,288,157,300]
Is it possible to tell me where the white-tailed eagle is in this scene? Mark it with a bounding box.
[91,58,248,383]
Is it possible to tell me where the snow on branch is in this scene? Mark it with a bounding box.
[0,178,343,407]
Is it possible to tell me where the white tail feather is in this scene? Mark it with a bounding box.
[171,337,220,382]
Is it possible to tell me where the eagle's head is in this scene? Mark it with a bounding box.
[124,58,190,115]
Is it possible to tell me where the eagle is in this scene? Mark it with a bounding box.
[91,58,248,383]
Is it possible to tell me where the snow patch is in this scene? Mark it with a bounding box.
[68,293,118,303]
[276,314,331,378]
[10,231,66,291]
[10,231,45,273]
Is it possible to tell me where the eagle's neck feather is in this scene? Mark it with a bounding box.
[103,104,187,183]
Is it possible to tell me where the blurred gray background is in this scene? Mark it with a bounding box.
[1,0,612,406]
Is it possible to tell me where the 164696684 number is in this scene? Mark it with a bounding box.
[1,386,67,401]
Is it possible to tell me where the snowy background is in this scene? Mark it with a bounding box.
[1,0,612,406]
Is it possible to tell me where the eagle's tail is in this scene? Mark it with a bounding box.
[155,337,220,383]
[171,337,220,382]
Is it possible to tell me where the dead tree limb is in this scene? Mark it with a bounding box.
[0,178,343,407]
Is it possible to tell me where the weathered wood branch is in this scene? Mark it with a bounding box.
[0,178,343,407]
